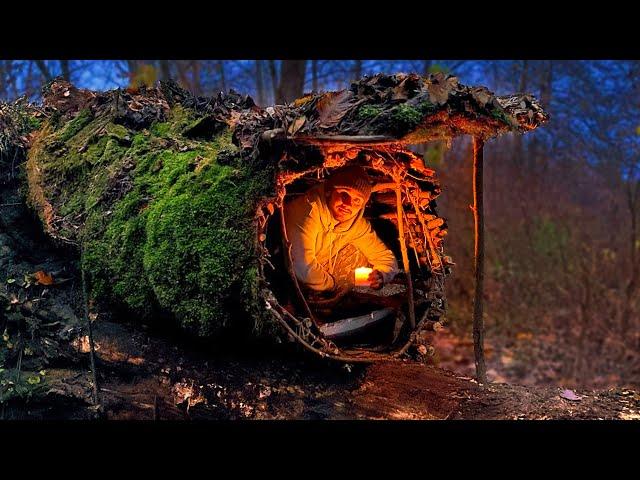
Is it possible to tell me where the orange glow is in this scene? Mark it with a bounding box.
[355,267,373,287]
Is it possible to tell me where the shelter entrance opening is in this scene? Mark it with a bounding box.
[260,143,451,357]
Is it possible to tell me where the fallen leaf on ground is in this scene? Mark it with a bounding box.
[516,332,533,341]
[33,270,54,285]
[619,411,640,420]
[560,389,581,401]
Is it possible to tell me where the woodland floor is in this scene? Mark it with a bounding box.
[2,181,640,421]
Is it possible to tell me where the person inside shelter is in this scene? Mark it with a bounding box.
[284,165,399,313]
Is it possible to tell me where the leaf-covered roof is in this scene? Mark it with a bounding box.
[274,72,549,144]
[1,72,549,171]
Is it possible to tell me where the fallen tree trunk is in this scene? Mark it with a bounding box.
[2,73,547,360]
[24,81,269,338]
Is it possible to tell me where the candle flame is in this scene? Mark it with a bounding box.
[355,267,373,287]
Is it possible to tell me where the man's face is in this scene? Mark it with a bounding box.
[327,187,366,222]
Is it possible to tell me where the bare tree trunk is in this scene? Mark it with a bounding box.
[268,60,278,105]
[276,60,306,104]
[353,60,362,81]
[423,60,432,76]
[472,136,487,384]
[8,60,19,99]
[126,60,141,86]
[622,179,640,332]
[540,60,553,108]
[0,61,7,99]
[175,61,190,90]
[531,60,553,170]
[159,60,171,82]
[60,60,70,81]
[514,60,529,169]
[126,60,139,75]
[312,59,318,92]
[192,61,202,95]
[25,61,34,98]
[255,60,265,106]
[575,253,593,387]
[518,60,529,92]
[217,60,226,93]
[34,60,52,81]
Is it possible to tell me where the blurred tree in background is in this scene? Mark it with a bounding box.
[1,59,638,388]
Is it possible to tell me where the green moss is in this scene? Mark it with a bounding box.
[490,107,518,129]
[357,104,383,120]
[56,108,94,143]
[391,104,422,128]
[150,121,171,138]
[26,115,43,131]
[384,103,423,134]
[142,153,271,335]
[149,105,196,138]
[105,123,131,143]
[418,100,436,114]
[31,100,277,338]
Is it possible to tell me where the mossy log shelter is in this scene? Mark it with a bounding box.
[0,73,548,366]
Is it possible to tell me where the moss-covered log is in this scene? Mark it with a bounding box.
[24,81,274,338]
[4,73,547,361]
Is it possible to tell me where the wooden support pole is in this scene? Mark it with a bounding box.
[80,252,100,406]
[396,185,416,329]
[279,204,319,327]
[472,136,487,384]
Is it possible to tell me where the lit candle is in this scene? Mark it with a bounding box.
[354,267,373,287]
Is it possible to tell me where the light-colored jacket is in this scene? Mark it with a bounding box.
[284,183,399,291]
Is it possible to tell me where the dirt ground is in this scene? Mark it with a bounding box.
[2,180,640,421]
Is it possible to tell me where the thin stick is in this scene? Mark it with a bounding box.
[80,253,100,406]
[396,184,416,329]
[278,204,318,327]
[472,136,487,384]
[15,340,23,383]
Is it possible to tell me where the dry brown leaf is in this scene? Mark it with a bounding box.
[560,389,581,401]
[33,270,54,285]
[471,87,492,107]
[427,218,444,230]
[391,80,409,101]
[293,95,314,107]
[316,90,355,128]
[516,332,533,341]
[287,116,306,135]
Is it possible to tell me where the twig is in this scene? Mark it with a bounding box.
[278,203,319,328]
[80,252,100,406]
[396,184,416,329]
[15,339,23,383]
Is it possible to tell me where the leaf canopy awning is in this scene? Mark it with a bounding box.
[261,72,548,146]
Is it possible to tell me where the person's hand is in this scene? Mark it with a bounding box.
[368,269,384,290]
